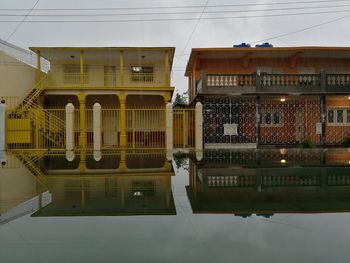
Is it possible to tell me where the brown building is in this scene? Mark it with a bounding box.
[185,46,350,148]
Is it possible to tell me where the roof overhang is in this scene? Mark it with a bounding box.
[185,46,350,76]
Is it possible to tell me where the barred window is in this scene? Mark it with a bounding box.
[327,108,350,125]
[273,112,280,124]
[328,110,334,123]
[264,112,271,125]
[262,111,282,126]
[337,110,344,123]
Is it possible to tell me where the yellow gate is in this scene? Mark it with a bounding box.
[173,108,195,148]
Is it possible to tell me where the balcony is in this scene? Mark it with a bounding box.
[196,72,350,95]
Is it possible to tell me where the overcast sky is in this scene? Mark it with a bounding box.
[1,0,350,99]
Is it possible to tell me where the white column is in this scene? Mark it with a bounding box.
[0,100,6,151]
[65,150,75,162]
[166,102,173,152]
[93,102,102,151]
[195,102,203,151]
[65,103,75,151]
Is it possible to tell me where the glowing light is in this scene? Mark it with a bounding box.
[281,159,286,164]
[280,98,286,102]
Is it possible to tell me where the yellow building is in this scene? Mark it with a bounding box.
[5,47,175,150]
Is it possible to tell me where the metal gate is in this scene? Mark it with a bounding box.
[173,108,195,148]
[203,97,257,144]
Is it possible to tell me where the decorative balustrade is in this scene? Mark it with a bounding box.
[197,72,350,94]
[326,74,350,87]
[207,74,256,87]
[260,74,320,87]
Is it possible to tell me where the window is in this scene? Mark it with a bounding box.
[327,108,350,126]
[328,110,334,123]
[273,112,280,125]
[262,111,282,126]
[130,66,154,82]
[337,110,344,123]
[63,64,89,84]
[264,112,271,125]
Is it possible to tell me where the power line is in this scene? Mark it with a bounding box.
[0,0,349,11]
[250,13,350,44]
[2,9,350,23]
[1,3,350,17]
[6,0,40,41]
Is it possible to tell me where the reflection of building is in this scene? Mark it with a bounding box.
[29,150,176,216]
[186,47,350,147]
[187,149,350,217]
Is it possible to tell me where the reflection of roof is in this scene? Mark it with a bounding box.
[185,46,350,75]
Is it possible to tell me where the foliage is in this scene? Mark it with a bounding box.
[300,138,315,148]
[173,91,188,106]
[341,136,350,147]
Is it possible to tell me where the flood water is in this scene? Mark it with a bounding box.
[1,148,350,262]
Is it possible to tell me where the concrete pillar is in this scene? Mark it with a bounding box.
[65,150,75,162]
[0,150,6,167]
[65,103,75,151]
[93,150,102,161]
[195,102,203,151]
[93,102,102,151]
[166,102,173,152]
[0,100,5,151]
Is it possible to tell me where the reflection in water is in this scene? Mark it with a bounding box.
[186,149,350,217]
[1,148,350,219]
[1,150,175,217]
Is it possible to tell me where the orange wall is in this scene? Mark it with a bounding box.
[192,57,350,80]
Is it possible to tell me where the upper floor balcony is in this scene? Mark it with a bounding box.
[196,71,350,95]
[30,47,174,91]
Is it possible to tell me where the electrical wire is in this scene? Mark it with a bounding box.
[250,13,350,44]
[0,0,349,11]
[6,0,40,41]
[2,9,350,23]
[1,3,350,17]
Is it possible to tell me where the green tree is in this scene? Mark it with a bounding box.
[172,91,188,106]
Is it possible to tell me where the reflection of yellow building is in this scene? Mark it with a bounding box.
[187,149,350,216]
[16,150,177,216]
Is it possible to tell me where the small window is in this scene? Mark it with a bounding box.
[347,109,350,123]
[264,112,271,125]
[337,110,344,123]
[328,110,334,123]
[131,66,154,82]
[273,112,280,124]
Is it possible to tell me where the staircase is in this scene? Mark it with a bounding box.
[14,151,49,189]
[10,76,66,149]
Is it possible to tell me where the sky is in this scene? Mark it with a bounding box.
[1,0,350,100]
